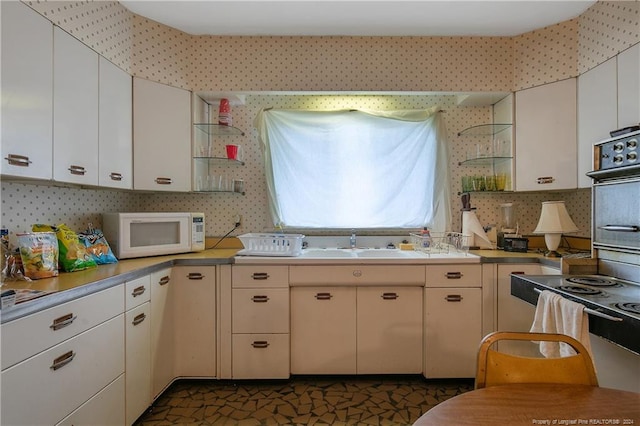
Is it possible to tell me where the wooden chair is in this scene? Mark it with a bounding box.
[475,331,598,389]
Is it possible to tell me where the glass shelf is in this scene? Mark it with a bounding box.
[193,156,245,166]
[459,156,512,166]
[194,123,245,136]
[457,123,512,137]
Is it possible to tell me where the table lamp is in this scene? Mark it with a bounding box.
[533,201,579,257]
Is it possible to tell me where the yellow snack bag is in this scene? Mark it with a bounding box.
[17,232,59,279]
[32,224,97,272]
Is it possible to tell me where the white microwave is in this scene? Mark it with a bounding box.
[102,212,205,259]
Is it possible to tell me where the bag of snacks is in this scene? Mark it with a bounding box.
[78,224,117,265]
[17,232,59,279]
[32,224,97,272]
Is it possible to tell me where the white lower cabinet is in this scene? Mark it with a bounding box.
[291,286,357,374]
[57,374,126,426]
[150,268,175,398]
[1,314,125,425]
[231,265,290,379]
[172,266,216,378]
[424,264,482,378]
[125,275,152,425]
[356,286,423,374]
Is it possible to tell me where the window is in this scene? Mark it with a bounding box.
[256,107,451,231]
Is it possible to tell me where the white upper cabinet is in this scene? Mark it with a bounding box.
[99,57,132,189]
[577,57,617,188]
[133,78,191,192]
[1,2,53,180]
[515,78,577,192]
[53,27,99,185]
[617,43,640,129]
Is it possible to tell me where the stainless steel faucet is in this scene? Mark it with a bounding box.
[350,229,356,249]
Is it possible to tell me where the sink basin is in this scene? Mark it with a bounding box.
[356,249,425,258]
[301,248,430,259]
[301,249,356,258]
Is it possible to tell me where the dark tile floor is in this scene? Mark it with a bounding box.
[135,375,474,425]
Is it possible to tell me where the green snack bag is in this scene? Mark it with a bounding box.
[32,224,97,272]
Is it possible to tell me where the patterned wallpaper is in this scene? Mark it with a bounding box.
[3,0,636,242]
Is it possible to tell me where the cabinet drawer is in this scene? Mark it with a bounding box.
[1,285,123,370]
[125,275,151,310]
[57,373,125,426]
[232,288,289,333]
[1,314,125,425]
[424,264,481,288]
[289,265,424,286]
[232,265,288,288]
[232,333,290,379]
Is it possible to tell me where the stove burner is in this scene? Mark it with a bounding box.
[613,302,640,315]
[566,277,619,287]
[558,285,604,296]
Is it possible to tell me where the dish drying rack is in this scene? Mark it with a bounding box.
[410,232,471,254]
[237,233,305,257]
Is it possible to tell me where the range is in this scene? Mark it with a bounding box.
[512,130,640,358]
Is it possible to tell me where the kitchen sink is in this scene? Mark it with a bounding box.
[300,248,430,259]
[301,249,357,258]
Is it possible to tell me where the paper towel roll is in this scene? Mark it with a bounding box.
[462,211,493,249]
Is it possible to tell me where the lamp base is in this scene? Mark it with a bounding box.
[544,250,562,258]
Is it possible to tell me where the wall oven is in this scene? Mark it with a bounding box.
[512,130,640,392]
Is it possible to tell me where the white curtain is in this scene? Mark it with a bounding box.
[255,107,451,231]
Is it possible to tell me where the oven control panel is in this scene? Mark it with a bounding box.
[594,130,639,170]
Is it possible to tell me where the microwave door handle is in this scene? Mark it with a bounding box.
[598,225,640,232]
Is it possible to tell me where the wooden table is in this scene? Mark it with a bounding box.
[413,384,640,425]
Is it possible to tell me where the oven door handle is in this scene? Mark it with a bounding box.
[598,225,639,232]
[533,288,623,322]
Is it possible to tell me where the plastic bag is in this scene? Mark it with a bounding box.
[16,232,58,279]
[78,224,118,265]
[32,224,97,272]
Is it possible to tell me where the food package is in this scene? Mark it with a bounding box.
[32,224,97,272]
[78,225,118,265]
[17,232,59,279]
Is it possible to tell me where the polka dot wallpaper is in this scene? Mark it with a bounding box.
[3,1,636,243]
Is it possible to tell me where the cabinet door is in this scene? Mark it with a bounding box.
[424,287,482,378]
[357,286,423,374]
[53,27,99,185]
[0,1,53,180]
[577,58,617,188]
[290,287,356,374]
[232,288,289,333]
[133,78,191,191]
[99,57,132,189]
[496,264,542,356]
[125,302,151,425]
[149,268,174,398]
[617,43,640,128]
[172,266,216,377]
[515,78,577,191]
[232,334,290,379]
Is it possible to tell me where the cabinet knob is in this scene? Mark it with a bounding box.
[109,172,123,181]
[251,341,270,349]
[68,165,86,175]
[155,177,173,185]
[381,292,398,300]
[445,272,463,279]
[187,272,204,280]
[50,313,76,331]
[315,292,333,300]
[251,295,270,303]
[50,350,76,371]
[132,312,147,326]
[5,154,32,167]
[445,295,463,302]
[536,176,555,184]
[158,275,171,286]
[251,272,270,280]
[131,285,146,297]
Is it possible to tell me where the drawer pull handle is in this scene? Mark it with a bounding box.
[158,275,170,286]
[251,272,270,280]
[50,313,76,331]
[50,350,75,371]
[132,312,147,326]
[381,292,398,300]
[445,295,463,302]
[252,341,270,348]
[155,177,173,185]
[445,272,462,279]
[512,271,526,275]
[536,176,555,184]
[5,154,32,167]
[68,165,87,175]
[315,292,333,300]
[109,172,123,181]
[131,285,146,297]
[252,295,270,303]
[187,272,204,280]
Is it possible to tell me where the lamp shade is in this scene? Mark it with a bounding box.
[533,201,579,234]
